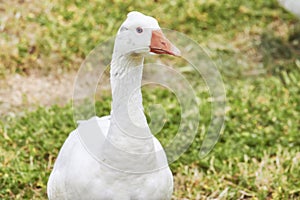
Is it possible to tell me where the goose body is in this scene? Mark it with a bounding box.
[47,11,180,200]
[278,0,300,18]
[47,117,173,200]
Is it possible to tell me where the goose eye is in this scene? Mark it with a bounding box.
[136,27,143,33]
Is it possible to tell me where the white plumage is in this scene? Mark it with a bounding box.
[47,11,180,200]
[278,0,300,18]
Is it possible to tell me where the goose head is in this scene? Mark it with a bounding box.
[113,11,181,58]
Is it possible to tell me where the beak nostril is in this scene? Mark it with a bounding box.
[150,30,181,56]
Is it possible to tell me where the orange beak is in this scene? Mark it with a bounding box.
[150,30,181,57]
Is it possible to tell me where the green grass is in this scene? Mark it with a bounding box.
[1,0,300,199]
[1,72,300,199]
[0,0,297,76]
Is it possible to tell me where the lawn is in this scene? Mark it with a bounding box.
[0,0,300,199]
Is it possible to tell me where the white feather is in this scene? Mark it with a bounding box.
[47,11,173,200]
[278,0,300,18]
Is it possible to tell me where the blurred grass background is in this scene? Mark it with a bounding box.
[0,0,300,199]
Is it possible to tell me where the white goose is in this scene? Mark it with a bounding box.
[278,0,300,18]
[47,11,180,200]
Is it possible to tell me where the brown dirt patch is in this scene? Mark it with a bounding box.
[0,72,76,116]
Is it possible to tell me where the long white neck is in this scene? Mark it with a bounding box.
[101,53,157,172]
[110,54,148,131]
